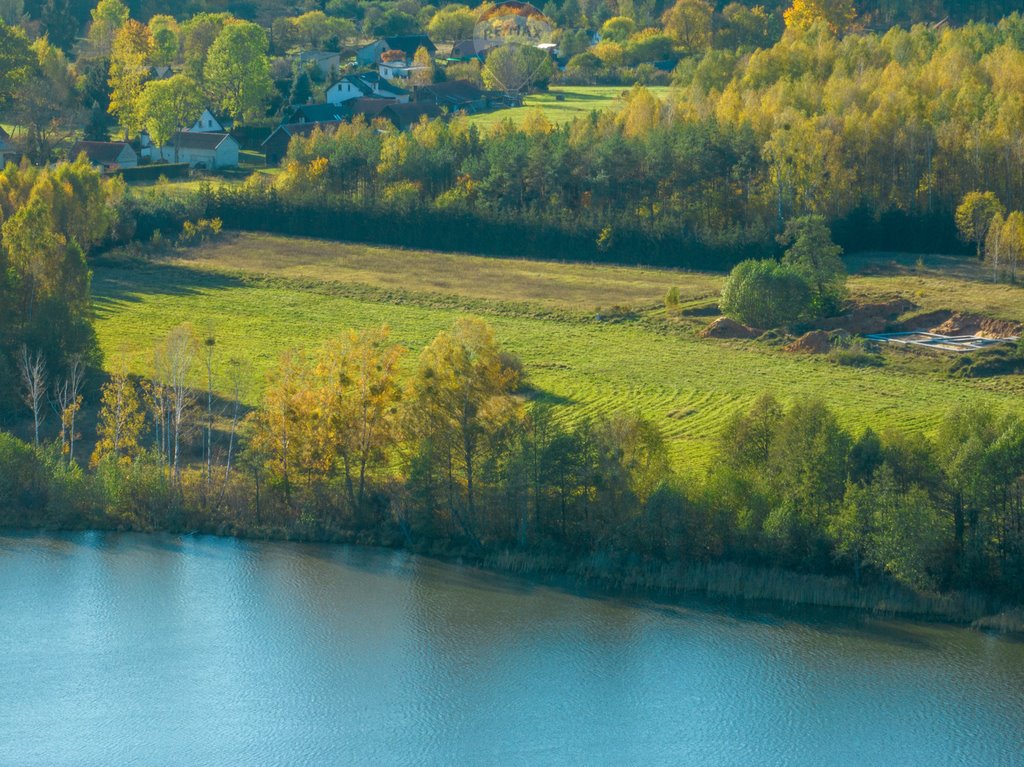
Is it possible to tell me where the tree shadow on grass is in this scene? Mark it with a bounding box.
[523,387,574,407]
[559,89,628,102]
[847,251,994,283]
[91,262,247,314]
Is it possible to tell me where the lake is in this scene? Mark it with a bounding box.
[1,532,1022,766]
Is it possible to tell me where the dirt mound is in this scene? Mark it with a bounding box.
[700,317,760,339]
[931,313,1022,339]
[785,330,833,354]
[897,310,953,331]
[818,298,917,334]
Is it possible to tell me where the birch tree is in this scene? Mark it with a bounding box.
[154,325,198,481]
[52,354,84,463]
[18,346,46,446]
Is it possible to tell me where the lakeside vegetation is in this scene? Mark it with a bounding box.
[4,175,1024,621]
[6,2,1024,627]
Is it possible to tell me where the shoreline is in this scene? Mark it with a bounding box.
[4,522,1023,634]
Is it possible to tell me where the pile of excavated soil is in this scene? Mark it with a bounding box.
[818,298,917,335]
[931,313,1022,338]
[700,317,761,339]
[897,310,1021,338]
[897,310,953,331]
[784,330,834,353]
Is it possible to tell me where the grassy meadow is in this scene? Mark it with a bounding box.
[92,233,1024,467]
[466,85,674,129]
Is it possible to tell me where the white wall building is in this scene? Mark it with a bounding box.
[162,132,240,169]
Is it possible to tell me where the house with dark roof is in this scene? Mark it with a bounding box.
[0,127,18,165]
[356,35,435,66]
[262,99,442,165]
[413,80,493,113]
[70,140,138,172]
[326,73,410,105]
[262,121,344,166]
[161,131,240,169]
[345,97,397,121]
[287,103,348,124]
[448,39,497,62]
[374,102,443,130]
[147,65,174,80]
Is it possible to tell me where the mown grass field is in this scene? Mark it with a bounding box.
[92,233,1024,467]
[467,85,674,130]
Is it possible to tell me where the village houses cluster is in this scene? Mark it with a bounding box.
[67,33,526,175]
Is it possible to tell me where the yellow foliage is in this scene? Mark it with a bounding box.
[783,0,856,34]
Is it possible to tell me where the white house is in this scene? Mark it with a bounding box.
[135,129,156,161]
[326,73,410,105]
[161,132,240,169]
[189,108,232,133]
[378,59,430,80]
[69,140,138,172]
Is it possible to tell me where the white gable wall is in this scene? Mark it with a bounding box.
[160,139,239,169]
[190,109,225,132]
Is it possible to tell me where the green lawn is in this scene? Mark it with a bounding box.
[91,233,1024,468]
[467,85,674,130]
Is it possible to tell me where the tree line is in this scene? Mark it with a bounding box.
[168,16,1024,263]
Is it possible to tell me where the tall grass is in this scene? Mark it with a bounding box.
[484,550,1000,624]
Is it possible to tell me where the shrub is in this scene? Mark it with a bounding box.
[0,433,43,519]
[831,348,884,367]
[177,217,223,247]
[830,337,884,367]
[664,286,680,313]
[720,259,812,328]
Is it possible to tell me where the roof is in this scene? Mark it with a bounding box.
[288,103,347,123]
[415,80,485,105]
[382,35,436,57]
[70,141,134,164]
[169,131,238,150]
[297,50,341,62]
[262,121,345,147]
[379,102,442,128]
[347,97,395,117]
[334,72,410,98]
[450,40,473,58]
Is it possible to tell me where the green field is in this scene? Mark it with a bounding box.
[92,233,1024,467]
[467,85,674,130]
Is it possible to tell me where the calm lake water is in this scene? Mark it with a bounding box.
[1,532,1022,767]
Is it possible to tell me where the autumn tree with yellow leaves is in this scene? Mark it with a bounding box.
[783,0,857,34]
